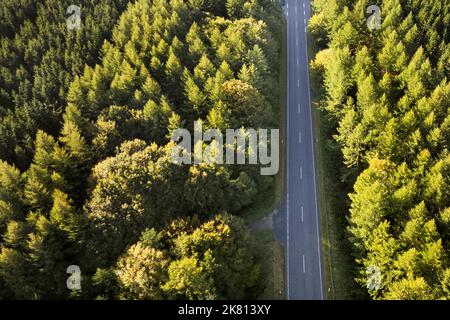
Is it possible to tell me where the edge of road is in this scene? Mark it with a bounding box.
[285,1,291,300]
[284,0,324,300]
[302,3,324,300]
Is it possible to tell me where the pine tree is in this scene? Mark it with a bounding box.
[384,277,434,300]
[166,112,183,140]
[59,118,89,161]
[186,22,207,64]
[184,69,207,116]
[194,54,216,84]
[49,189,80,241]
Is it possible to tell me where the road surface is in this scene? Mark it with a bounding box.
[274,0,324,300]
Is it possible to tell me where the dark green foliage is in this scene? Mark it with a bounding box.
[312,0,450,299]
[0,0,283,299]
[113,214,260,300]
[0,0,129,169]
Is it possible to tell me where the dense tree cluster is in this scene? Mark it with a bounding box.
[0,0,283,299]
[111,214,260,300]
[311,0,450,299]
[0,0,130,169]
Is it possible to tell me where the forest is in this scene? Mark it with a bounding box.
[0,0,284,299]
[310,0,450,299]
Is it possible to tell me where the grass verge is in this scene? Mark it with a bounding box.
[254,230,285,300]
[242,12,287,300]
[311,106,363,299]
[241,12,287,225]
[307,27,364,300]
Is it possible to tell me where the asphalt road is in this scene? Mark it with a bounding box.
[274,0,324,300]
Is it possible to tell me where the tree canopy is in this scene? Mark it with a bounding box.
[311,0,450,299]
[0,0,283,299]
